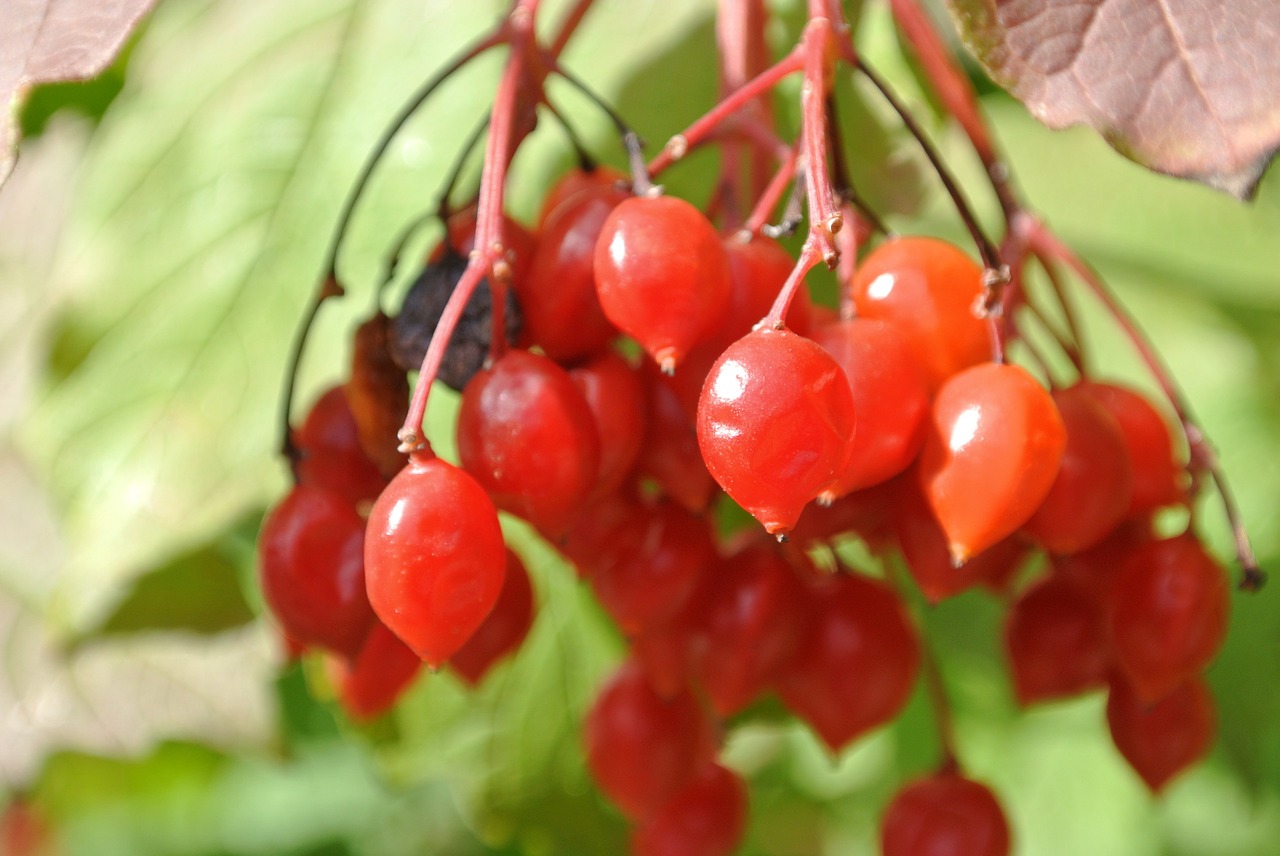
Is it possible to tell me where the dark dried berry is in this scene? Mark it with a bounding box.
[390,251,522,391]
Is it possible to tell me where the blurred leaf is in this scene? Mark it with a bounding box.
[0,0,156,187]
[78,510,261,641]
[945,0,1280,197]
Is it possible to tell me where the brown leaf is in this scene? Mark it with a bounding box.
[1,0,156,187]
[947,0,1280,197]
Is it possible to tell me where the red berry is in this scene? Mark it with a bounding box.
[1109,535,1230,701]
[450,549,536,686]
[1005,574,1110,705]
[715,232,813,346]
[881,773,1011,856]
[639,364,717,513]
[1077,381,1187,515]
[1023,385,1133,554]
[812,318,930,496]
[364,457,506,667]
[917,363,1066,563]
[1107,674,1216,792]
[776,572,919,751]
[538,164,626,226]
[690,542,807,716]
[294,386,387,505]
[258,484,374,659]
[584,660,716,820]
[457,349,600,537]
[631,763,748,856]
[697,327,856,535]
[594,195,731,370]
[570,351,647,500]
[589,500,716,636]
[850,236,989,391]
[519,183,627,362]
[335,619,424,722]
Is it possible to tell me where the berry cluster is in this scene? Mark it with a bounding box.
[256,1,1261,853]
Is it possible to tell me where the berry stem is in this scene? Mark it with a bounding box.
[797,13,843,267]
[1023,217,1264,591]
[763,238,822,328]
[743,144,799,235]
[399,0,542,455]
[548,0,597,60]
[888,565,960,773]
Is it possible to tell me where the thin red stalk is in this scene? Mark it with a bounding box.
[743,145,799,234]
[763,239,822,327]
[835,201,860,320]
[798,16,843,266]
[548,0,596,60]
[1024,217,1264,591]
[648,50,804,176]
[1033,251,1086,371]
[399,0,539,457]
[1019,287,1085,375]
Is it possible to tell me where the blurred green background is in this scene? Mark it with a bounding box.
[2,0,1279,854]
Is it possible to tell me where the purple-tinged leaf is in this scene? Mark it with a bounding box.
[947,0,1280,198]
[1,0,156,187]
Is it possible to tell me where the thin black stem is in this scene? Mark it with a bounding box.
[436,115,492,220]
[541,99,596,171]
[545,58,648,191]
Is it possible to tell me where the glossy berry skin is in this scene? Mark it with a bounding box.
[1005,574,1110,705]
[364,456,506,667]
[570,351,647,500]
[850,236,989,391]
[776,572,919,751]
[1023,386,1133,554]
[1107,674,1216,792]
[1077,381,1187,515]
[812,318,930,496]
[294,386,387,505]
[631,763,748,856]
[715,233,813,346]
[258,484,374,659]
[881,773,1011,856]
[450,549,536,686]
[584,659,716,820]
[697,327,856,535]
[1109,535,1230,702]
[918,363,1066,563]
[457,349,600,537]
[594,195,731,370]
[519,183,627,362]
[335,619,424,722]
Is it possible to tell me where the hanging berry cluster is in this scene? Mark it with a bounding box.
[257,0,1263,853]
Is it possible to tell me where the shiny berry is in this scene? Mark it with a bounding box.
[364,456,506,667]
[449,549,536,686]
[1005,574,1110,705]
[697,327,855,536]
[1107,674,1216,792]
[335,619,424,722]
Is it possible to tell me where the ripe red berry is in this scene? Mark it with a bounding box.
[1108,535,1230,701]
[1077,381,1187,515]
[335,619,424,722]
[697,327,856,536]
[584,659,716,820]
[457,349,600,537]
[519,182,627,362]
[570,351,647,500]
[917,362,1066,563]
[1005,574,1110,705]
[538,164,626,226]
[1023,385,1133,554]
[690,542,807,716]
[449,549,536,686]
[631,762,748,856]
[716,232,813,346]
[850,236,990,391]
[258,484,374,659]
[639,364,717,513]
[881,773,1011,856]
[294,386,388,506]
[776,572,919,751]
[1106,674,1216,792]
[812,318,930,497]
[364,456,506,667]
[594,195,731,371]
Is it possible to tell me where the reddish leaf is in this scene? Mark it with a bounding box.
[947,0,1280,197]
[1,0,156,186]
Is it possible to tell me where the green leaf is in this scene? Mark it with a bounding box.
[79,510,260,642]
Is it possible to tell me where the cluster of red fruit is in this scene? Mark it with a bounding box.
[258,163,1230,855]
